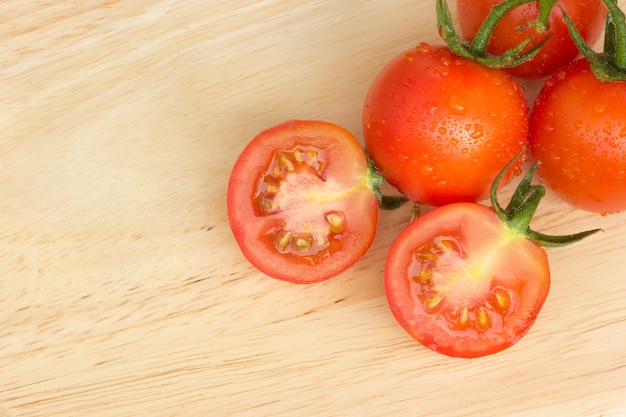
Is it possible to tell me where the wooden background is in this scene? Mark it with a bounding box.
[2,1,626,416]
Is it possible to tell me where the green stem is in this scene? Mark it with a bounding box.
[491,150,602,247]
[436,0,554,68]
[561,0,626,80]
[603,0,626,69]
[367,154,408,210]
[471,0,558,54]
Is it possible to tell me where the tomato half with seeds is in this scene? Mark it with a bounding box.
[227,120,379,284]
[384,203,550,358]
[384,153,600,358]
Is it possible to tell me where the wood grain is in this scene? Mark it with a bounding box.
[1,1,625,416]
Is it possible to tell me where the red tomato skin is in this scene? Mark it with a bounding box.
[457,0,606,79]
[363,44,528,207]
[529,59,626,213]
[385,203,550,358]
[228,120,379,284]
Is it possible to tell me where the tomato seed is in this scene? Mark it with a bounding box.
[259,198,278,213]
[424,294,443,313]
[292,234,314,252]
[326,212,345,233]
[273,230,291,251]
[277,153,295,171]
[476,307,492,331]
[491,288,512,314]
[457,307,471,330]
[413,267,431,284]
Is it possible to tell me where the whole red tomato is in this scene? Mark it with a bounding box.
[228,120,379,283]
[529,58,626,213]
[363,43,528,207]
[456,0,606,79]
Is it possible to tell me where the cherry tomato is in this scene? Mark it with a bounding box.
[456,0,606,79]
[227,120,379,284]
[384,202,550,358]
[363,43,528,207]
[529,58,626,214]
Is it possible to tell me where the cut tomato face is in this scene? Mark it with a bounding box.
[385,203,550,358]
[227,120,379,284]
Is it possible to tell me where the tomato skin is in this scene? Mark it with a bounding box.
[363,44,528,207]
[227,120,379,284]
[529,59,626,213]
[385,203,550,358]
[457,0,606,79]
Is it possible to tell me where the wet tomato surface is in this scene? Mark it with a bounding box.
[363,43,528,207]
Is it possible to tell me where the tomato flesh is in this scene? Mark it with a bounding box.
[385,203,550,358]
[228,120,379,283]
[363,44,527,207]
[529,59,626,214]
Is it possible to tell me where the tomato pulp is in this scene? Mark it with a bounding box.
[227,120,379,283]
[363,43,528,207]
[385,203,550,358]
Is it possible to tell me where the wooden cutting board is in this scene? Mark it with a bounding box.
[2,1,625,415]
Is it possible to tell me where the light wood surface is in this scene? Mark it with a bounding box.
[2,1,626,416]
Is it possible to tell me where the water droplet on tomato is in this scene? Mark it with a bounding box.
[567,76,585,92]
[438,126,447,135]
[404,52,416,62]
[465,123,483,139]
[416,42,431,53]
[437,67,450,77]
[449,137,459,146]
[593,103,606,114]
[555,70,568,81]
[425,101,438,115]
[448,95,467,115]
[420,165,434,176]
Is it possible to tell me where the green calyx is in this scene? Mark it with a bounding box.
[491,150,602,247]
[436,0,554,68]
[561,0,626,81]
[367,154,409,211]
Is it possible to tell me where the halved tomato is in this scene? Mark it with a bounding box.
[383,154,600,358]
[384,202,550,358]
[227,120,379,284]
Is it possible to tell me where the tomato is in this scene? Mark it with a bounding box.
[384,202,550,358]
[363,43,528,207]
[456,0,606,79]
[384,153,601,358]
[227,120,379,284]
[529,58,626,213]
